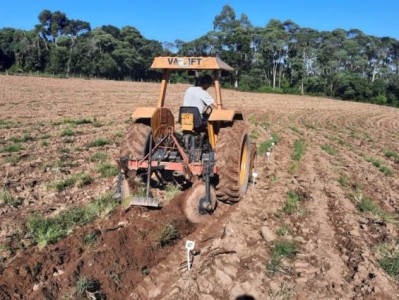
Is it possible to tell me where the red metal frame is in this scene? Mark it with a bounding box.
[127,127,218,178]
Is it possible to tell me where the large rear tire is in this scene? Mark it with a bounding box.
[215,121,250,202]
[120,123,152,161]
[118,123,152,196]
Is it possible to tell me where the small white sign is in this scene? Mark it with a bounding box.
[186,240,195,250]
[186,240,195,270]
[252,172,258,185]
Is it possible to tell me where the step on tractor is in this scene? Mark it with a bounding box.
[116,56,256,223]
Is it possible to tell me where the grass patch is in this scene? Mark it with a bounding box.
[267,240,299,273]
[289,139,307,173]
[75,276,101,298]
[338,175,349,187]
[6,155,22,165]
[280,190,304,216]
[290,125,300,134]
[271,133,281,145]
[0,119,15,129]
[321,144,337,156]
[250,130,260,140]
[377,241,399,280]
[1,143,24,153]
[60,127,75,137]
[50,173,93,192]
[84,229,101,245]
[28,193,116,248]
[40,133,51,139]
[1,189,23,207]
[366,156,393,176]
[97,163,118,178]
[258,140,273,156]
[164,184,180,202]
[157,224,179,247]
[292,139,307,161]
[276,224,292,237]
[87,138,111,148]
[8,134,35,143]
[55,117,93,126]
[383,149,399,162]
[90,152,108,163]
[350,189,397,223]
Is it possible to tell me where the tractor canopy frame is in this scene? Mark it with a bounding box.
[150,56,234,110]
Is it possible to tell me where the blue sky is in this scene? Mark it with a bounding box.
[1,0,398,42]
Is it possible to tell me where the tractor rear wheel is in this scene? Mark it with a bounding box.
[118,123,152,194]
[215,121,250,202]
[120,123,152,161]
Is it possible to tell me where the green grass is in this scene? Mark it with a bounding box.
[28,193,117,248]
[248,115,259,125]
[1,189,23,207]
[250,130,260,140]
[271,133,281,145]
[383,149,399,162]
[267,240,299,273]
[366,156,393,176]
[157,224,179,247]
[280,190,303,216]
[0,119,15,129]
[84,229,101,245]
[86,138,111,148]
[338,175,349,187]
[8,134,35,143]
[321,144,337,156]
[350,189,397,223]
[258,140,273,156]
[377,241,399,280]
[164,184,180,202]
[1,143,24,153]
[60,127,75,137]
[276,225,292,237]
[90,152,108,163]
[50,173,93,192]
[292,139,307,161]
[97,163,118,178]
[6,155,22,166]
[288,139,307,174]
[75,276,100,297]
[54,117,93,126]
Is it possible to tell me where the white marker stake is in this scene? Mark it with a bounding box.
[266,152,271,161]
[252,172,258,186]
[186,240,195,270]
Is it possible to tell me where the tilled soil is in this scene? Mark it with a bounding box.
[1,75,399,299]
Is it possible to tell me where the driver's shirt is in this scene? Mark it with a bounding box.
[183,87,214,114]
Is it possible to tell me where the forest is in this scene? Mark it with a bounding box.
[1,5,398,106]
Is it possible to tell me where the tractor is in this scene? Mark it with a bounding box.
[116,56,256,223]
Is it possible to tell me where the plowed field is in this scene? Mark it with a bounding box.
[1,75,399,299]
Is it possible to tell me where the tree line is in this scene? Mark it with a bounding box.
[1,6,398,106]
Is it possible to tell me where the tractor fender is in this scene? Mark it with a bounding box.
[208,109,243,122]
[131,107,174,140]
[131,107,158,121]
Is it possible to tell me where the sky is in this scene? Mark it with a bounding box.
[1,0,398,42]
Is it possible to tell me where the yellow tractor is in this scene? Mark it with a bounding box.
[116,56,255,222]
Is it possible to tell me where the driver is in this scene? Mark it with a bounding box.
[183,74,216,115]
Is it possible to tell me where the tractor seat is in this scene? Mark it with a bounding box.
[178,106,203,131]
